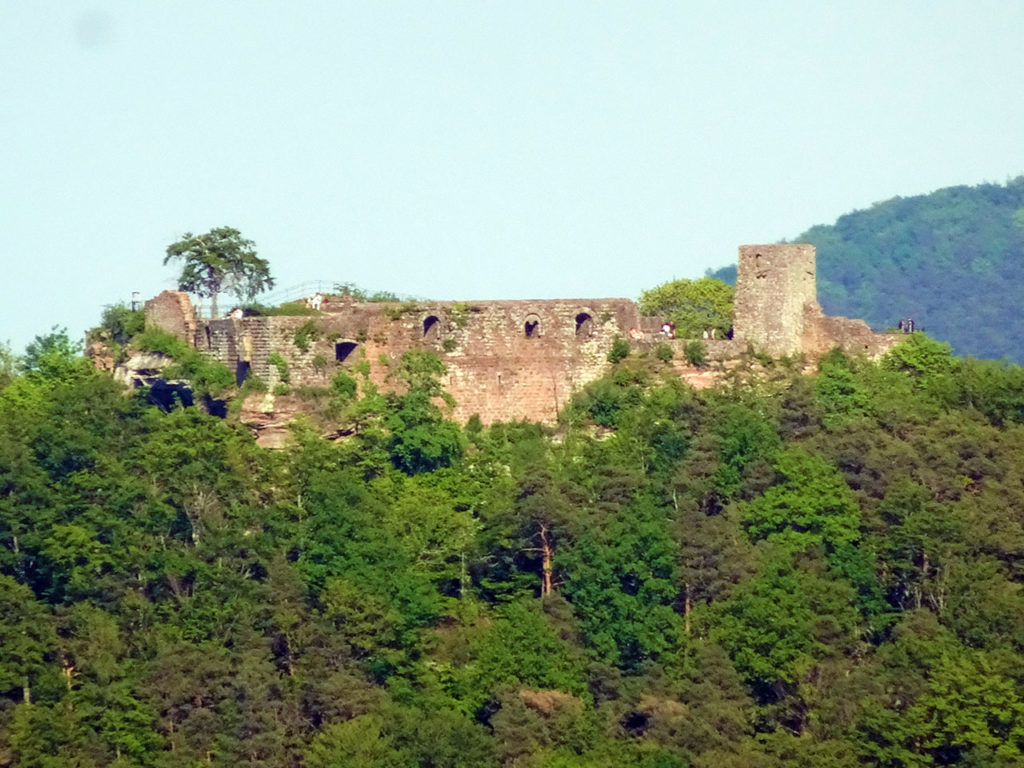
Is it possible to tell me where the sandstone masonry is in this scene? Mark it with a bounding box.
[142,244,899,440]
[733,244,898,358]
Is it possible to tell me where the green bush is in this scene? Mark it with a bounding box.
[654,343,674,363]
[330,371,358,404]
[450,303,473,328]
[607,337,629,363]
[332,282,401,302]
[133,328,190,358]
[882,331,956,379]
[383,301,420,321]
[242,373,267,393]
[684,340,707,367]
[167,357,234,398]
[244,301,319,317]
[567,374,645,428]
[133,328,235,398]
[294,320,319,351]
[93,304,145,347]
[227,374,269,417]
[268,352,291,383]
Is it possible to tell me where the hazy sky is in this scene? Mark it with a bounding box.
[4,2,1023,350]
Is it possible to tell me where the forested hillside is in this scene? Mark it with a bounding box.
[711,177,1024,362]
[5,329,1024,766]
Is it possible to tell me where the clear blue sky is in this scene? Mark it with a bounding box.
[3,2,1023,351]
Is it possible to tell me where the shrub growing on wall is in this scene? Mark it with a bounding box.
[293,321,319,352]
[268,352,291,383]
[684,341,707,367]
[607,337,629,363]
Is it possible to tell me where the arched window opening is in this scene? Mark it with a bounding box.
[524,314,541,338]
[755,253,767,279]
[335,342,358,364]
[235,361,250,387]
[423,315,441,342]
[575,312,594,338]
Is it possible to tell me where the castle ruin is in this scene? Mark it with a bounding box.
[733,244,895,358]
[143,244,899,444]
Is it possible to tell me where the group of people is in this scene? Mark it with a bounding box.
[657,322,727,340]
[633,322,713,340]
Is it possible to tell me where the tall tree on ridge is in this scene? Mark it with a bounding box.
[164,227,274,318]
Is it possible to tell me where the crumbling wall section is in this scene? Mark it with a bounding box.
[802,303,901,358]
[207,299,639,424]
[733,244,896,360]
[143,290,197,344]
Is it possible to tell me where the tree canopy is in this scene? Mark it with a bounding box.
[710,176,1024,362]
[164,227,274,318]
[6,319,1024,765]
[638,276,734,338]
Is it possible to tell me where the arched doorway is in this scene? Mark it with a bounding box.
[575,312,594,338]
[524,313,541,338]
[423,315,441,342]
[335,341,359,365]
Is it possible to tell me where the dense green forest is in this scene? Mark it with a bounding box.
[5,324,1024,766]
[711,177,1024,362]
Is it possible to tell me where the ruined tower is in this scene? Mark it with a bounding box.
[732,244,817,356]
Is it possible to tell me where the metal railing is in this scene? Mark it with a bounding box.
[251,281,423,307]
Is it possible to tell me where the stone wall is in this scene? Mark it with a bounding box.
[802,304,901,358]
[630,336,743,362]
[144,290,197,344]
[733,243,898,359]
[192,299,640,424]
[140,244,901,436]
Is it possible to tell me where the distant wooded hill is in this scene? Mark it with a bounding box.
[711,177,1024,362]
